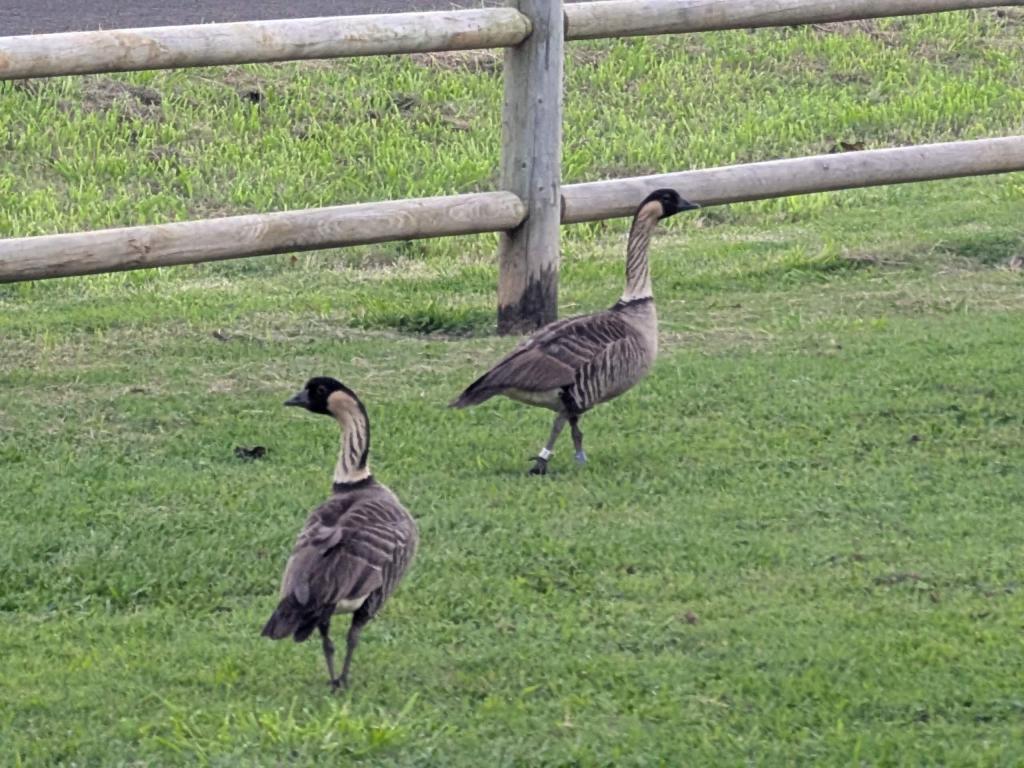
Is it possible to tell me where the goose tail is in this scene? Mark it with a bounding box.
[449,376,498,408]
[261,596,318,642]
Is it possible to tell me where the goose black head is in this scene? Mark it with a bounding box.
[640,188,700,219]
[284,376,356,416]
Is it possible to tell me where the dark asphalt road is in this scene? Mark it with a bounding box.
[2,1,497,36]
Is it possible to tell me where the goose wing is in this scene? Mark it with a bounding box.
[451,310,633,406]
[280,492,413,612]
[564,332,651,411]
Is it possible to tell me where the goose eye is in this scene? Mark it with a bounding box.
[316,385,327,398]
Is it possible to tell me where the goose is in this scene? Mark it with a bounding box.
[262,377,418,690]
[450,189,699,475]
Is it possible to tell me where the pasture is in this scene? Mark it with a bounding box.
[2,10,1024,765]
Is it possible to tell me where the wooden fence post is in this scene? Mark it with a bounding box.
[496,0,564,335]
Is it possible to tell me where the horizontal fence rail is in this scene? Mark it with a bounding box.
[0,193,526,283]
[561,136,1024,223]
[0,9,530,80]
[564,0,1024,40]
[3,137,1022,284]
[3,1,1022,80]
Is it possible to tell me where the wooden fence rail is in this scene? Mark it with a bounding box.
[564,0,1024,39]
[0,10,531,80]
[1,0,1022,331]
[3,137,1022,284]
[0,193,526,283]
[561,136,1024,223]
[3,1,1022,79]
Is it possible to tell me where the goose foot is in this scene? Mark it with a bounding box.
[575,450,587,465]
[529,457,549,476]
[328,675,348,692]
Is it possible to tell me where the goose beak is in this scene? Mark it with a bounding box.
[681,199,701,211]
[284,389,310,408]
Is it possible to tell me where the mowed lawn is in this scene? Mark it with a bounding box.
[2,10,1024,766]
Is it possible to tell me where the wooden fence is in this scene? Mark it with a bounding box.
[1,0,1022,332]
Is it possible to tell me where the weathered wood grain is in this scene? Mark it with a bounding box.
[0,8,530,79]
[0,192,526,283]
[565,0,1024,40]
[496,0,564,335]
[561,137,1024,222]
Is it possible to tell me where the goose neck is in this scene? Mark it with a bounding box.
[327,391,372,485]
[621,208,659,302]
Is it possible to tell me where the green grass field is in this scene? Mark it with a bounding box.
[2,10,1024,766]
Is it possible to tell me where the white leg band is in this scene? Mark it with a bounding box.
[538,447,553,460]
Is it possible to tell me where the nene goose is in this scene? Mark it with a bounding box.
[451,189,699,474]
[262,377,418,690]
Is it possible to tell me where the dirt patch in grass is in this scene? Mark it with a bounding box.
[76,77,163,120]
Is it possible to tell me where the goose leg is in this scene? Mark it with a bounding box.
[530,413,567,475]
[318,621,338,687]
[336,612,370,690]
[570,416,586,464]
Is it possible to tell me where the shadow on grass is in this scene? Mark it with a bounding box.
[350,299,493,336]
[936,231,1024,266]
